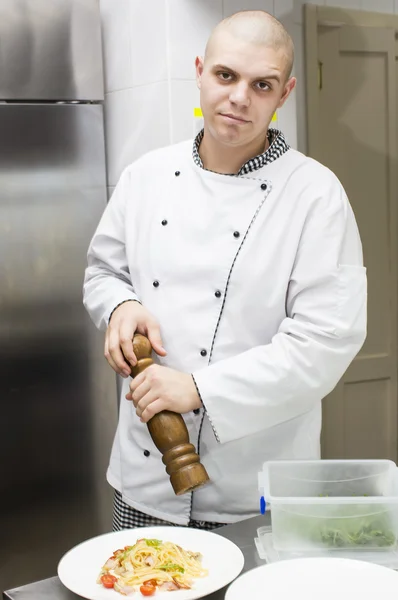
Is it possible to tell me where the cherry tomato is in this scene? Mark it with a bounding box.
[140,583,156,596]
[143,580,157,586]
[101,574,117,589]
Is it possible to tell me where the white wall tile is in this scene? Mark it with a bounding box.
[325,0,361,7]
[223,0,273,17]
[360,0,393,12]
[130,0,168,86]
[170,80,201,143]
[105,83,170,186]
[168,0,223,80]
[274,0,294,21]
[99,0,132,93]
[395,0,398,13]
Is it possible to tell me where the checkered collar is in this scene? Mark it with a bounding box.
[192,128,289,176]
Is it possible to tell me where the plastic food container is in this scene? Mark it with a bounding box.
[258,460,398,552]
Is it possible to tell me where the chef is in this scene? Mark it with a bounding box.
[83,10,367,531]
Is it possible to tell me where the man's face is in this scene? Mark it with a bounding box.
[196,31,296,148]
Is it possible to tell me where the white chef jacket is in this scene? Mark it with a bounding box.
[83,137,367,525]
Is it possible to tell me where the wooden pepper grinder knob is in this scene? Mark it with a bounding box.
[129,334,210,496]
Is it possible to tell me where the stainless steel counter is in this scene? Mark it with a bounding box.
[2,514,270,600]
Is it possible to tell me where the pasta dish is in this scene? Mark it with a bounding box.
[97,537,208,596]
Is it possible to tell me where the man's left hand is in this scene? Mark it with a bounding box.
[126,364,202,422]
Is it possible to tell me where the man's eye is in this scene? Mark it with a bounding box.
[218,72,232,81]
[256,81,271,91]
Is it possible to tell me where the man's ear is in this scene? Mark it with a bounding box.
[278,77,297,108]
[195,56,204,89]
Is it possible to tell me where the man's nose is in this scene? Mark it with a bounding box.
[229,82,251,108]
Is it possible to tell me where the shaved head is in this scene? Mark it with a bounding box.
[205,10,294,79]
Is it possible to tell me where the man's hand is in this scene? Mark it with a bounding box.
[105,301,167,377]
[126,364,202,423]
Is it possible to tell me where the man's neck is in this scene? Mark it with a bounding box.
[198,128,269,175]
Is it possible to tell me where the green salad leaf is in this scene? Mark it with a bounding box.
[158,562,185,573]
[145,539,162,547]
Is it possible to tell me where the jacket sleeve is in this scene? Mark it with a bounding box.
[192,177,367,445]
[83,167,140,331]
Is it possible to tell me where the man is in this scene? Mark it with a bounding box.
[83,10,367,531]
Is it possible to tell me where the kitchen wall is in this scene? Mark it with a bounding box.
[99,0,398,195]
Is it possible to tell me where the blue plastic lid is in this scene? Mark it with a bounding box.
[260,496,266,515]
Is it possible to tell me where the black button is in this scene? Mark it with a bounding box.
[215,290,222,298]
[153,280,160,287]
[200,349,207,357]
[261,183,267,190]
[143,450,150,457]
[193,408,200,415]
[175,171,181,176]
[161,219,168,226]
[233,231,240,238]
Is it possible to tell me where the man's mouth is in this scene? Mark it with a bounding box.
[220,113,250,124]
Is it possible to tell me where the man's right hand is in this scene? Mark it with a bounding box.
[105,301,167,377]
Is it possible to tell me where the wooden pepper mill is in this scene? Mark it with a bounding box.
[129,334,210,496]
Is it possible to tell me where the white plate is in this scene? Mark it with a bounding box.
[58,526,244,600]
[225,557,398,600]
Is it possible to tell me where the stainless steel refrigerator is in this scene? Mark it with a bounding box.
[0,0,117,590]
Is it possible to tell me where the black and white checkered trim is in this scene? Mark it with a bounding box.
[193,128,289,175]
[112,490,226,531]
